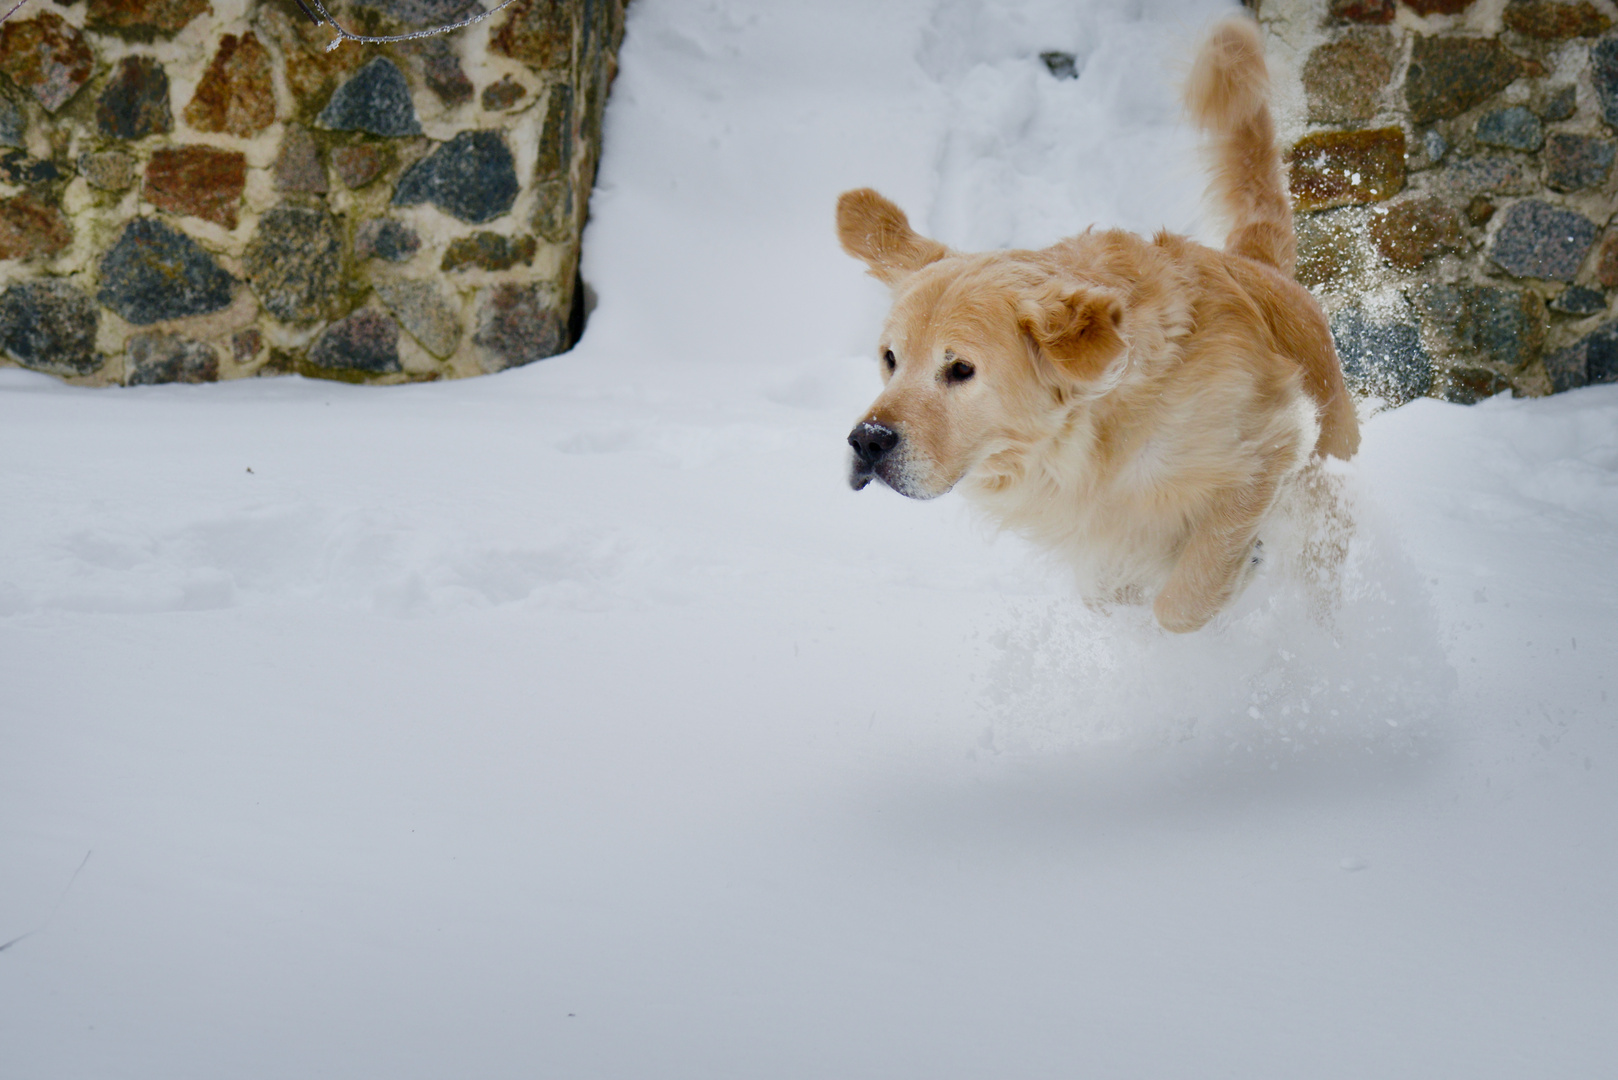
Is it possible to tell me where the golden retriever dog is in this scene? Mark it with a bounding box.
[838,17,1359,633]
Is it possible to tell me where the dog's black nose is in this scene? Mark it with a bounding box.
[848,421,899,468]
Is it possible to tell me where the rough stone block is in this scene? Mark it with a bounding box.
[244,205,342,324]
[1410,282,1546,369]
[1474,106,1543,151]
[1544,132,1616,191]
[184,32,276,138]
[374,277,462,358]
[1404,0,1476,13]
[0,13,94,113]
[1329,0,1395,23]
[307,308,401,373]
[317,58,422,138]
[0,192,72,261]
[1442,154,1536,196]
[96,56,173,141]
[491,0,574,70]
[1599,230,1618,287]
[144,145,248,229]
[1550,284,1607,315]
[1405,36,1523,124]
[332,144,392,189]
[1544,318,1618,389]
[355,219,421,262]
[1289,128,1405,212]
[1592,36,1618,126]
[0,96,22,149]
[85,0,211,40]
[0,279,99,374]
[482,75,529,111]
[1503,0,1612,39]
[1534,84,1577,121]
[1330,305,1433,404]
[273,126,327,194]
[393,130,520,224]
[440,231,536,271]
[1487,199,1599,281]
[79,151,136,192]
[474,283,565,371]
[126,333,219,385]
[1303,38,1391,125]
[97,217,235,325]
[1369,196,1463,269]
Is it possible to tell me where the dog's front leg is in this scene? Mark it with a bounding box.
[1152,466,1287,633]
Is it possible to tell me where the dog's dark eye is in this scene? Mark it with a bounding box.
[946,359,975,383]
[883,349,896,372]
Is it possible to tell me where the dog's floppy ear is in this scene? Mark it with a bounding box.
[1018,280,1127,382]
[836,188,948,286]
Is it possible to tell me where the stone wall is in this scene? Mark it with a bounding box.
[0,0,624,385]
[1257,0,1618,401]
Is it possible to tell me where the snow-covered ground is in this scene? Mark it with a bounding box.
[4,1,1616,1076]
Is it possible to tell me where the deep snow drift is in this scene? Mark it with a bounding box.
[3,1,1616,1077]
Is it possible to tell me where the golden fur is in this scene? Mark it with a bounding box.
[838,18,1358,633]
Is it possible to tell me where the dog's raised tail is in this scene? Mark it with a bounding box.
[1184,18,1295,275]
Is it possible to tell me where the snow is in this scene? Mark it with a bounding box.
[3,0,1616,1075]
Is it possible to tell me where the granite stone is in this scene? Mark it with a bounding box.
[1550,284,1607,315]
[1303,38,1391,124]
[0,279,99,375]
[1288,128,1405,212]
[1330,305,1433,404]
[0,96,22,149]
[273,126,327,194]
[1488,199,1599,281]
[243,205,343,324]
[1405,36,1523,124]
[1442,154,1536,196]
[491,0,574,70]
[1592,36,1618,126]
[79,150,136,192]
[0,12,95,113]
[355,218,421,262]
[474,283,565,371]
[373,277,461,357]
[97,217,236,325]
[317,57,422,137]
[1404,0,1475,13]
[306,307,401,373]
[1544,318,1618,390]
[1544,132,1616,191]
[1409,282,1547,369]
[392,130,520,224]
[1329,0,1395,22]
[144,145,248,229]
[184,31,276,138]
[85,0,211,41]
[1369,196,1464,269]
[1474,106,1543,152]
[1535,84,1577,122]
[440,231,536,271]
[125,332,219,384]
[332,143,390,189]
[95,56,173,141]
[1503,0,1611,39]
[406,36,474,107]
[0,192,72,261]
[1599,231,1618,288]
[481,75,529,111]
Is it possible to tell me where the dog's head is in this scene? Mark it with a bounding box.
[837,189,1128,499]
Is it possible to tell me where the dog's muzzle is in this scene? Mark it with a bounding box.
[847,421,899,491]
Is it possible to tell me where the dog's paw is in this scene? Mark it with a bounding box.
[1152,588,1216,634]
